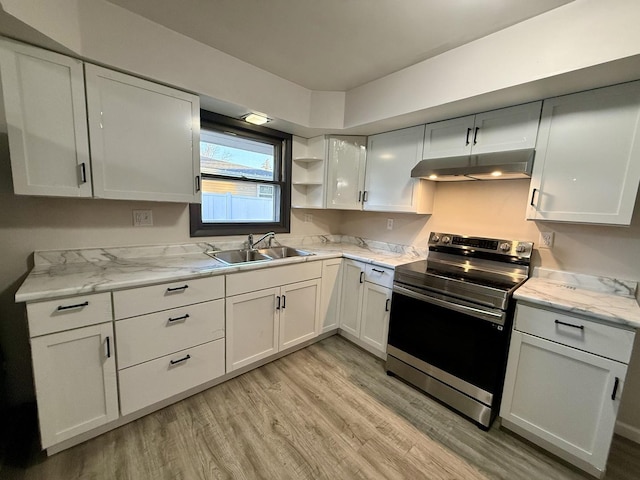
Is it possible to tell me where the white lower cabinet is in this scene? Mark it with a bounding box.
[319,259,343,332]
[339,259,393,358]
[30,322,118,448]
[226,262,322,372]
[500,303,635,478]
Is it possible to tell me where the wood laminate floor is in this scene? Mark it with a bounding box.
[1,335,639,479]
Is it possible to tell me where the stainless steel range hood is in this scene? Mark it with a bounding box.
[411,149,535,181]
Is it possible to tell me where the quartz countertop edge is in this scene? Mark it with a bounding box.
[15,242,422,303]
[514,276,640,329]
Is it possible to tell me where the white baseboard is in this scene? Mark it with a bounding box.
[615,420,640,444]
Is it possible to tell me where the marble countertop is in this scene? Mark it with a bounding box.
[514,268,640,329]
[15,235,426,303]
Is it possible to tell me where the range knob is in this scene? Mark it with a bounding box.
[441,236,451,244]
[516,244,527,253]
[499,242,511,252]
[431,234,440,243]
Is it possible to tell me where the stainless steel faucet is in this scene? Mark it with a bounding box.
[248,232,275,249]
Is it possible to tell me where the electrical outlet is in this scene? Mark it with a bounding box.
[538,231,554,249]
[387,218,394,230]
[304,213,313,223]
[133,209,153,227]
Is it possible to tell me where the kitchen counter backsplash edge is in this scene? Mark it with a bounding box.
[16,236,427,303]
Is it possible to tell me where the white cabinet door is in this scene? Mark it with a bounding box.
[0,40,91,197]
[339,260,365,336]
[320,259,342,333]
[501,331,627,475]
[472,102,541,154]
[279,279,321,350]
[30,323,118,448]
[527,82,640,225]
[364,125,434,213]
[85,64,200,203]
[360,283,391,356]
[423,115,474,159]
[325,136,367,210]
[226,288,279,372]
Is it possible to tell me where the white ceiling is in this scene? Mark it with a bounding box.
[106,0,573,92]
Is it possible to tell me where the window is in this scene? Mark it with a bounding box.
[190,111,292,236]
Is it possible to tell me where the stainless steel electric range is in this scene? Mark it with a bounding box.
[386,232,533,429]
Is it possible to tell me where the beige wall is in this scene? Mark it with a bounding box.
[0,170,342,405]
[340,179,640,429]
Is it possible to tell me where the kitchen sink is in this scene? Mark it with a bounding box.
[205,246,313,265]
[256,246,313,259]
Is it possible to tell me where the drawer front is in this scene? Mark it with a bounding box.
[515,303,635,363]
[27,292,112,337]
[226,261,322,297]
[113,275,224,319]
[118,338,225,416]
[116,299,224,369]
[365,264,394,288]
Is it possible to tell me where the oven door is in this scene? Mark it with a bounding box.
[388,283,511,399]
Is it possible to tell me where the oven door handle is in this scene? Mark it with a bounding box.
[393,285,506,326]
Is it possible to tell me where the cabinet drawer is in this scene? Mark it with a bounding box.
[515,303,635,363]
[26,293,112,337]
[365,264,394,288]
[113,276,224,319]
[226,261,322,297]
[116,299,224,369]
[118,338,225,416]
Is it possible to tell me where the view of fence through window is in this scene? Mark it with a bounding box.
[200,129,280,222]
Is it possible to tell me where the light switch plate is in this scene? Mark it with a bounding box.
[133,210,153,227]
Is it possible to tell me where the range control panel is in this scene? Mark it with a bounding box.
[429,232,534,259]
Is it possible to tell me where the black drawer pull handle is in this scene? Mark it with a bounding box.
[554,319,584,330]
[170,354,191,365]
[358,191,362,202]
[385,298,390,312]
[276,295,281,310]
[195,175,201,192]
[473,127,479,145]
[465,127,471,146]
[359,271,364,283]
[167,285,189,292]
[372,268,385,274]
[282,295,286,309]
[168,314,189,323]
[57,301,89,311]
[612,377,620,400]
[80,162,87,183]
[106,336,111,358]
[530,188,538,207]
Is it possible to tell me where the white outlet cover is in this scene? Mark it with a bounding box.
[133,210,153,227]
[387,218,394,230]
[538,231,554,248]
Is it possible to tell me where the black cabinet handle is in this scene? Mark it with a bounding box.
[473,127,479,145]
[282,295,286,309]
[530,188,538,207]
[362,191,368,202]
[555,319,584,330]
[465,127,471,146]
[79,162,87,183]
[385,298,391,312]
[195,175,201,192]
[170,354,191,365]
[57,301,89,311]
[106,336,111,358]
[276,295,281,310]
[372,268,385,274]
[612,377,620,400]
[168,314,189,323]
[167,285,189,292]
[358,191,362,202]
[359,271,364,283]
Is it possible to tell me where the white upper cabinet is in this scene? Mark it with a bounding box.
[85,64,201,203]
[365,125,434,213]
[527,82,640,225]
[325,136,367,210]
[0,39,91,197]
[423,102,542,159]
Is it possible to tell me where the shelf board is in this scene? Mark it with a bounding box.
[293,157,324,163]
[292,182,323,186]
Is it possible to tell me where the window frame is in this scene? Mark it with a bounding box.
[189,110,292,237]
